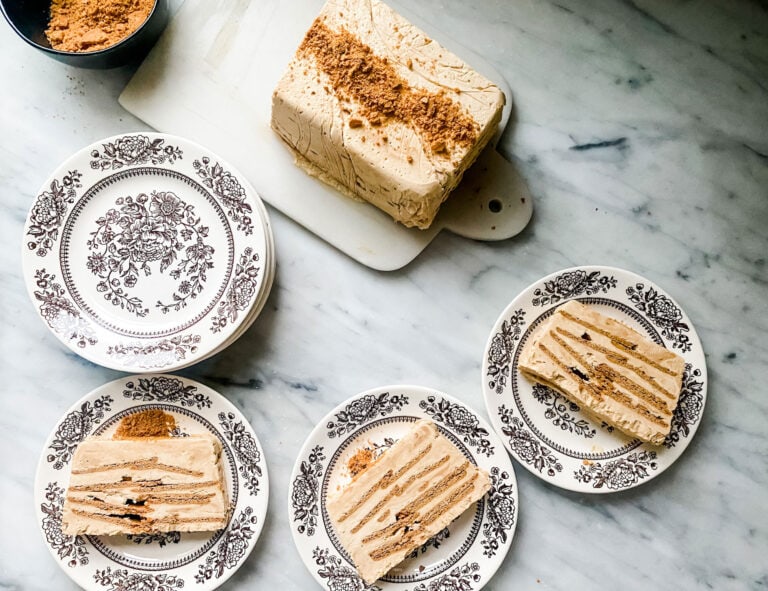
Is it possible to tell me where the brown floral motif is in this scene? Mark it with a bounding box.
[664,364,705,448]
[33,269,98,349]
[126,531,181,548]
[486,309,525,395]
[313,547,381,591]
[41,482,89,567]
[27,170,82,257]
[121,376,212,408]
[574,450,658,490]
[498,405,562,476]
[531,384,596,439]
[86,191,215,318]
[107,335,202,369]
[93,568,184,590]
[481,467,516,558]
[292,445,325,536]
[532,270,617,307]
[90,135,183,171]
[419,396,494,457]
[194,157,254,235]
[411,561,481,591]
[47,395,113,469]
[326,392,408,438]
[219,411,263,496]
[210,248,260,333]
[195,506,258,583]
[626,283,691,352]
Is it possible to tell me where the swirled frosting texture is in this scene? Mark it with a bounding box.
[271,0,505,229]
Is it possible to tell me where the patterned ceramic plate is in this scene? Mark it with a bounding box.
[34,374,269,591]
[482,266,707,493]
[289,385,518,591]
[22,132,274,373]
[205,193,276,360]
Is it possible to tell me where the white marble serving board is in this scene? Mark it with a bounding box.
[119,0,533,271]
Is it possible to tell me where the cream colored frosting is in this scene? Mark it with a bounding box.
[519,300,686,445]
[62,435,228,535]
[326,419,490,584]
[271,0,505,229]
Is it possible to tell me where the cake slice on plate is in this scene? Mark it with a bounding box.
[326,419,490,584]
[62,434,229,535]
[518,300,685,445]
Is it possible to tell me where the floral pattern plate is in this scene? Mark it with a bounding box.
[289,385,518,591]
[22,133,274,373]
[204,193,276,360]
[482,266,707,493]
[35,374,269,591]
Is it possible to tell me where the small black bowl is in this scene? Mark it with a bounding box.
[1,0,169,69]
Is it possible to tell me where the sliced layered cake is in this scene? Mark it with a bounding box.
[62,434,229,535]
[326,419,490,584]
[519,300,685,445]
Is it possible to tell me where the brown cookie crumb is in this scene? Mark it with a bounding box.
[299,20,477,156]
[348,447,375,478]
[114,409,176,439]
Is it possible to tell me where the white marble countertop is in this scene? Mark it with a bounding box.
[1,1,767,590]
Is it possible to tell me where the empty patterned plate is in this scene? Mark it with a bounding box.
[289,385,518,591]
[22,132,275,373]
[34,374,268,591]
[481,266,707,493]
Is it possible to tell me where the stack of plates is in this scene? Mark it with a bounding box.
[22,132,274,373]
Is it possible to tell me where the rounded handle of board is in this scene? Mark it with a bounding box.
[439,147,533,241]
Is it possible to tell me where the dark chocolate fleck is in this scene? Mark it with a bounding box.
[570,367,590,381]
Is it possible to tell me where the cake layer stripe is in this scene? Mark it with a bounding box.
[68,508,227,532]
[67,479,222,493]
[71,457,204,477]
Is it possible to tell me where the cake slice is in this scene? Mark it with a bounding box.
[271,0,505,229]
[518,300,685,445]
[326,419,490,584]
[61,435,229,535]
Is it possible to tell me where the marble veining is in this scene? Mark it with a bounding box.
[1,0,767,590]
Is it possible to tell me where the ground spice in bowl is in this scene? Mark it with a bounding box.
[45,0,155,52]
